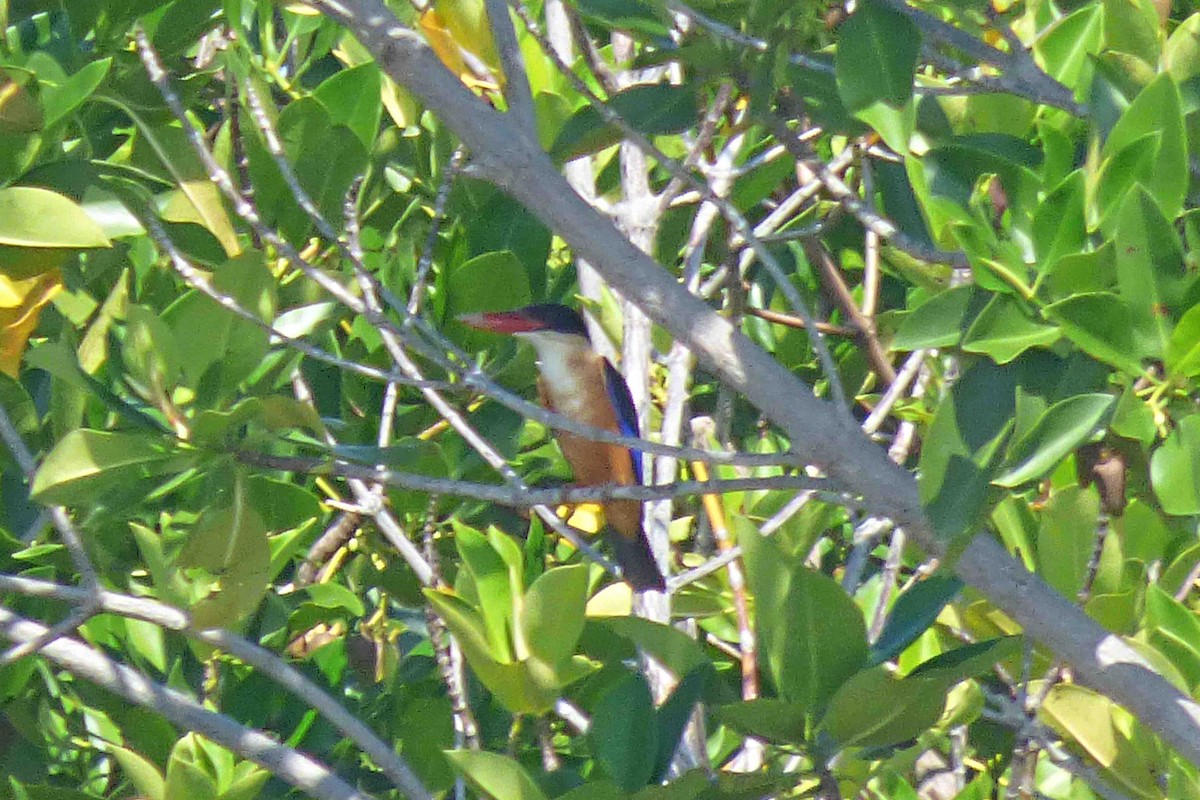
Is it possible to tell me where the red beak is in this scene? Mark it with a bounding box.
[457,310,546,334]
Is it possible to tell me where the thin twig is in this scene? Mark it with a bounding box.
[237,450,847,505]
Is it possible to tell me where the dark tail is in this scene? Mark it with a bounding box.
[608,530,665,591]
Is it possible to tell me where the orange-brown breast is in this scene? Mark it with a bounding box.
[537,356,642,540]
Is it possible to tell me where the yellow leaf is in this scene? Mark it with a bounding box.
[0,270,62,376]
[586,582,633,617]
[565,503,605,534]
[418,6,502,91]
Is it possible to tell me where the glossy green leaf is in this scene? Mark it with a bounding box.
[177,478,271,628]
[1041,244,1117,300]
[1042,685,1160,799]
[456,525,516,662]
[713,699,807,746]
[551,84,696,163]
[1108,76,1186,220]
[1102,0,1163,74]
[1033,171,1086,268]
[520,564,587,664]
[41,58,111,129]
[892,285,978,350]
[123,304,181,398]
[591,674,657,791]
[918,360,1015,541]
[1165,14,1200,84]
[1114,186,1189,356]
[1146,585,1200,672]
[1037,486,1103,597]
[164,735,218,800]
[739,517,867,711]
[0,187,110,250]
[312,64,382,148]
[1166,303,1200,377]
[907,636,1022,686]
[111,746,166,800]
[1043,293,1149,376]
[567,0,671,37]
[1034,4,1104,87]
[818,666,946,749]
[1151,415,1200,515]
[652,668,706,780]
[836,0,920,111]
[961,295,1060,364]
[870,575,964,665]
[994,393,1114,487]
[445,751,548,800]
[593,616,711,683]
[30,429,189,505]
[446,251,533,325]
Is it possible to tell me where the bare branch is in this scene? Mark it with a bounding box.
[0,606,383,800]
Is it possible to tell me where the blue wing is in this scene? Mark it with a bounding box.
[602,359,643,484]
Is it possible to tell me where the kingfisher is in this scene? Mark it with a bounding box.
[458,303,665,591]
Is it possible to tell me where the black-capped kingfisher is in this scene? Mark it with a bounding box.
[459,303,665,591]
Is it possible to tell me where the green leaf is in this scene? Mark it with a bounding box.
[907,636,1022,686]
[818,666,946,749]
[870,575,964,665]
[304,583,366,616]
[1151,415,1200,515]
[111,746,165,800]
[41,58,111,129]
[1034,4,1104,88]
[836,0,920,111]
[961,295,1061,364]
[551,84,696,163]
[445,751,548,800]
[466,195,552,299]
[1114,186,1189,357]
[713,699,807,745]
[520,564,587,664]
[652,668,706,780]
[1102,0,1163,72]
[446,251,533,327]
[424,589,496,667]
[917,360,1014,541]
[892,285,979,350]
[738,518,867,711]
[994,393,1115,487]
[456,525,517,662]
[123,304,182,398]
[557,782,627,800]
[1033,171,1086,268]
[1146,585,1200,673]
[1037,486,1103,597]
[592,616,711,683]
[177,477,271,628]
[312,64,382,149]
[0,187,110,249]
[591,673,657,791]
[1107,76,1187,220]
[1041,685,1160,799]
[1166,300,1200,378]
[30,429,189,506]
[164,735,219,800]
[1043,293,1149,376]
[1165,14,1200,84]
[567,0,671,38]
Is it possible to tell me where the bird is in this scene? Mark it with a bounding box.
[458,303,665,591]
